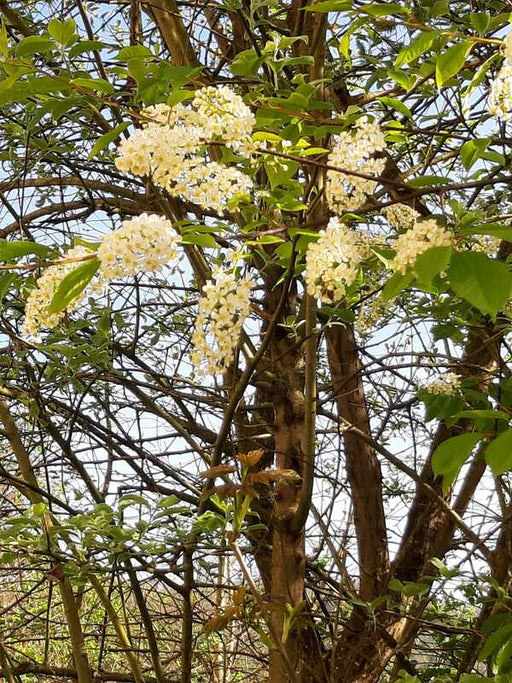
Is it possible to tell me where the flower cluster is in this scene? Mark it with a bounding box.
[392,219,453,274]
[423,372,462,397]
[489,32,512,121]
[326,119,386,215]
[22,246,90,339]
[304,217,367,303]
[382,203,420,231]
[191,267,253,376]
[23,214,181,338]
[97,214,179,283]
[115,87,255,213]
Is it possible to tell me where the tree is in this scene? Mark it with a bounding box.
[0,1,512,682]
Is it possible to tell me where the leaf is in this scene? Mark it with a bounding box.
[413,246,451,284]
[48,258,100,314]
[230,49,264,76]
[379,96,412,118]
[48,18,77,46]
[360,3,409,16]
[69,40,106,58]
[396,31,439,67]
[485,430,512,476]
[460,139,490,170]
[0,239,51,261]
[16,36,55,57]
[0,273,15,302]
[382,271,414,302]
[479,623,512,662]
[447,251,512,318]
[304,0,352,12]
[156,495,179,509]
[89,122,129,159]
[407,175,448,188]
[71,77,114,94]
[456,410,510,422]
[436,40,473,88]
[432,433,483,493]
[470,11,490,33]
[181,233,217,248]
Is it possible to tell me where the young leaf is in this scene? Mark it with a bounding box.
[48,258,100,314]
[0,239,51,261]
[447,251,512,318]
[89,122,129,159]
[432,432,483,493]
[395,31,439,67]
[436,40,473,88]
[485,429,512,476]
[48,18,77,46]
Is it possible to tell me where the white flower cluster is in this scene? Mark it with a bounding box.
[191,267,253,376]
[23,214,181,338]
[326,119,386,215]
[22,246,90,339]
[115,87,255,213]
[423,372,462,397]
[304,217,367,303]
[489,32,512,121]
[97,214,179,283]
[392,219,453,274]
[382,203,420,231]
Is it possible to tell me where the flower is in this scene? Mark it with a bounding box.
[391,219,453,274]
[304,217,367,303]
[326,118,386,215]
[22,246,90,338]
[489,59,512,121]
[191,266,253,375]
[423,372,462,397]
[382,203,420,231]
[115,87,255,213]
[97,213,180,284]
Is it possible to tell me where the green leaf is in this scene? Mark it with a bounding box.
[463,224,512,242]
[479,623,512,662]
[460,139,490,170]
[396,31,439,67]
[48,258,100,314]
[0,272,15,302]
[117,45,153,60]
[407,175,448,188]
[16,36,55,57]
[48,18,77,46]
[447,251,512,318]
[71,77,114,94]
[379,96,412,118]
[304,0,352,12]
[413,246,451,284]
[230,49,264,76]
[156,495,179,509]
[181,233,217,248]
[485,429,512,476]
[436,40,473,88]
[470,12,490,33]
[0,239,51,261]
[382,271,414,301]
[69,40,106,58]
[360,3,409,16]
[0,20,8,58]
[432,433,483,493]
[456,410,510,422]
[165,66,202,87]
[89,122,129,159]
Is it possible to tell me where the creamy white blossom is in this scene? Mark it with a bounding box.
[382,203,420,231]
[489,60,512,121]
[423,372,462,397]
[191,267,253,376]
[115,87,255,213]
[392,219,453,274]
[22,246,90,338]
[504,30,512,60]
[304,217,367,303]
[97,213,180,283]
[326,119,386,215]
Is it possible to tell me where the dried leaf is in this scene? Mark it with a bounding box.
[200,464,236,479]
[237,449,264,467]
